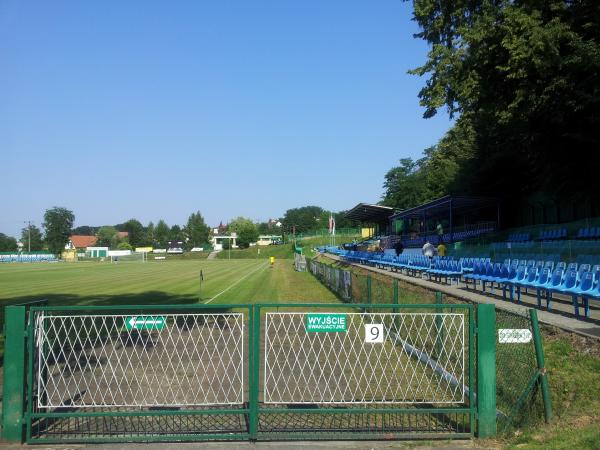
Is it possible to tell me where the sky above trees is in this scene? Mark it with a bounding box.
[0,0,452,237]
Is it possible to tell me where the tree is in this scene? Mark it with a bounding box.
[380,158,431,210]
[409,0,600,222]
[0,233,17,252]
[228,217,259,249]
[146,222,155,247]
[257,222,270,235]
[95,226,120,248]
[72,225,97,236]
[117,241,133,250]
[20,224,44,251]
[282,206,324,234]
[123,219,146,248]
[169,225,185,243]
[185,212,210,250]
[154,220,170,248]
[43,207,75,256]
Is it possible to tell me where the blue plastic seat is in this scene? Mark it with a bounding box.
[567,271,594,317]
[530,268,551,307]
[501,265,520,300]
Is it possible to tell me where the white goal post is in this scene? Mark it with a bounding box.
[110,252,146,263]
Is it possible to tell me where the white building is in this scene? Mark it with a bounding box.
[210,232,237,251]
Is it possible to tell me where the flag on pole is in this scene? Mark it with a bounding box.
[329,214,335,235]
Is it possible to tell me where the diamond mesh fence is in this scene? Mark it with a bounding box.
[21,301,479,442]
[309,257,548,435]
[495,308,545,433]
[29,310,249,441]
[264,312,465,404]
[35,313,245,407]
[308,258,437,306]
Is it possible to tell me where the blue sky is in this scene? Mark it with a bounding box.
[1,0,451,238]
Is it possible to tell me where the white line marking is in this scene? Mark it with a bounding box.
[205,262,268,303]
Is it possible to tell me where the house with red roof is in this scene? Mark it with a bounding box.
[65,235,97,250]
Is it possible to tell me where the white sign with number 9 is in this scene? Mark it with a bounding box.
[364,324,384,343]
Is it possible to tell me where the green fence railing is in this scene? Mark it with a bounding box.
[2,301,496,444]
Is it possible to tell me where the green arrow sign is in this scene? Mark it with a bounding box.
[126,316,166,330]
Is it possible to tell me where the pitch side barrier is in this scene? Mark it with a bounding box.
[3,302,498,444]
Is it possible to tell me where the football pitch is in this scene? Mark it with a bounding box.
[0,258,340,307]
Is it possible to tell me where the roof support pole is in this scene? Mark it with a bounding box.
[449,198,454,243]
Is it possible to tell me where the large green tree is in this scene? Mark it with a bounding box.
[95,226,120,248]
[154,220,170,248]
[0,233,17,252]
[169,225,185,243]
[146,222,155,247]
[123,219,146,248]
[282,206,324,233]
[43,207,75,256]
[20,224,44,251]
[381,158,431,210]
[72,225,97,235]
[408,0,600,221]
[185,212,210,250]
[228,217,259,249]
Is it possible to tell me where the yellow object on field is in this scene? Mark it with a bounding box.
[270,256,275,265]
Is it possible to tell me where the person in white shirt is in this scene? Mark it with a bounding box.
[422,240,437,259]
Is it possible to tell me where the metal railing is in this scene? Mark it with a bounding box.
[1,300,502,443]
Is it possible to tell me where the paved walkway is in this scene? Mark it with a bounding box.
[322,254,600,340]
[207,250,220,260]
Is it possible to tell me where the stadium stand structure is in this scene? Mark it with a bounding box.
[381,196,498,249]
[0,252,58,263]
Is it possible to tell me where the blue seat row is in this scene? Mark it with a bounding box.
[576,227,600,239]
[538,228,567,241]
[508,233,530,243]
[465,260,600,317]
[325,247,600,320]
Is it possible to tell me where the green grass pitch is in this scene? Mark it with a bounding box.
[0,258,339,307]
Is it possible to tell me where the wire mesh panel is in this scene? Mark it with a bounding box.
[495,308,544,433]
[264,312,465,404]
[34,313,244,407]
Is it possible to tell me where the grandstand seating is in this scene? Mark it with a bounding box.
[0,253,58,263]
[538,228,568,241]
[319,246,600,320]
[576,227,600,239]
[508,233,530,243]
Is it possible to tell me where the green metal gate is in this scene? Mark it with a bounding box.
[2,302,497,444]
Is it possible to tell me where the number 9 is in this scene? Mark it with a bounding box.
[365,324,384,343]
[370,326,380,341]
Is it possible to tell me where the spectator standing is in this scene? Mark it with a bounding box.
[394,240,404,256]
[422,240,437,259]
[436,222,444,238]
[437,239,447,257]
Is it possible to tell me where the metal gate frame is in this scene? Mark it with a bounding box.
[2,302,497,444]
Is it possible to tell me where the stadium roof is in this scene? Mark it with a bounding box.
[390,195,498,220]
[345,203,395,224]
